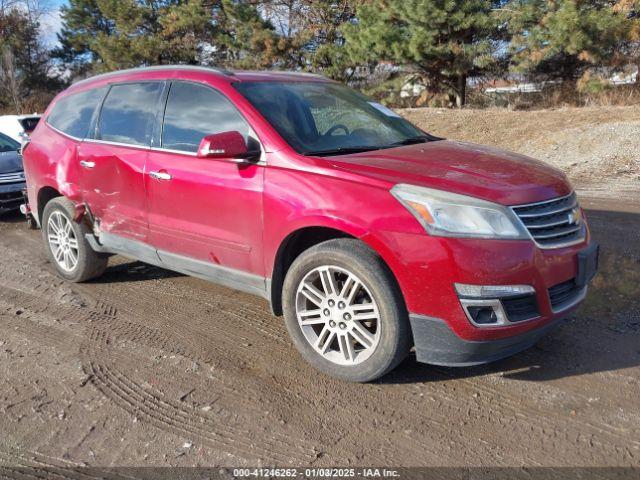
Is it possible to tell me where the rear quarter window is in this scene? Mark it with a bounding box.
[47,87,107,139]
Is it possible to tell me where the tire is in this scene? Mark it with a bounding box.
[282,238,411,382]
[42,197,108,282]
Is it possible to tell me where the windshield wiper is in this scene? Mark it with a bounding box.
[389,135,431,146]
[302,146,384,156]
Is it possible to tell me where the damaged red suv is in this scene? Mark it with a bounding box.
[21,66,598,382]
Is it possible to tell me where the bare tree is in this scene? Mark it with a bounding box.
[0,47,24,112]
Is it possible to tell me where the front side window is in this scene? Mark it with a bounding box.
[97,82,163,146]
[161,81,252,153]
[47,87,106,139]
[234,81,428,155]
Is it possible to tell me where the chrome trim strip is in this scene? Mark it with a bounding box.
[147,146,267,166]
[514,200,578,218]
[460,298,542,328]
[511,191,575,209]
[84,138,151,150]
[534,236,586,249]
[532,224,582,240]
[525,217,574,229]
[45,122,83,142]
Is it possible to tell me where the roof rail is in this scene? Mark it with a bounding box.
[71,65,235,87]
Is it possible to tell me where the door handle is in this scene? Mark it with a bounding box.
[80,160,95,169]
[149,170,172,181]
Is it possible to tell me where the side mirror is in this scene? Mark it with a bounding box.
[196,131,259,162]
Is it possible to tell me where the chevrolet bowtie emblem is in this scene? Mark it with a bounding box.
[568,208,582,225]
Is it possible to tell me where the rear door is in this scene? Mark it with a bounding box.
[78,82,164,242]
[145,81,265,276]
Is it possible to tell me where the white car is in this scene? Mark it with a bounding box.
[0,114,41,143]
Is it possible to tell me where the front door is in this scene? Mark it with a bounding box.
[145,81,265,278]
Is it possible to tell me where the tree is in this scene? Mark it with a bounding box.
[0,3,55,111]
[259,0,361,78]
[55,0,215,73]
[55,0,292,74]
[343,0,502,107]
[505,0,629,85]
[0,48,23,111]
[613,0,640,85]
[210,0,283,69]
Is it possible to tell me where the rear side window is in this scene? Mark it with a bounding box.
[161,81,251,153]
[97,82,163,146]
[47,88,106,139]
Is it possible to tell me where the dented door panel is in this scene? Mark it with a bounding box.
[76,141,149,242]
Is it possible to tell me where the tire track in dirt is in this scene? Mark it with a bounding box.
[79,314,323,465]
[0,236,319,466]
[0,448,129,480]
[82,362,314,465]
[429,363,640,452]
[0,285,318,465]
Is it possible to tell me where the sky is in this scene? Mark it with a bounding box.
[40,0,66,47]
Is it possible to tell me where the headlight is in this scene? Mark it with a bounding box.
[391,184,529,239]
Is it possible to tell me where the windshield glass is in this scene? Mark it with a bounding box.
[234,81,430,155]
[0,132,19,153]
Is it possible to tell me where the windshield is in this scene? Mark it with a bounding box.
[234,81,432,156]
[0,132,19,153]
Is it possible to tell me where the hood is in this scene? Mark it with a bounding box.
[0,150,24,175]
[327,140,571,206]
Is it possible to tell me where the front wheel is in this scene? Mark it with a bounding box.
[282,239,411,382]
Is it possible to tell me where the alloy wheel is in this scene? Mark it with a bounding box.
[295,265,381,365]
[47,211,79,273]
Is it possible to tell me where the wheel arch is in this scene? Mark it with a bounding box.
[36,185,62,227]
[268,222,404,317]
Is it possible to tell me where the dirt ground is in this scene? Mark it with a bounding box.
[0,107,639,471]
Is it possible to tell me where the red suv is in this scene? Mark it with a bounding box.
[21,66,598,382]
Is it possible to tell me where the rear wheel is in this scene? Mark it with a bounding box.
[42,197,107,282]
[282,239,411,382]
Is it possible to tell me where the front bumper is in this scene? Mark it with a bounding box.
[409,313,568,366]
[0,182,26,214]
[406,241,597,366]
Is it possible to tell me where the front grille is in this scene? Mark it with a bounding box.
[548,279,584,311]
[501,294,540,322]
[0,171,25,184]
[511,192,586,249]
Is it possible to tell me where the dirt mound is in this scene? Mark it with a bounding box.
[519,121,640,181]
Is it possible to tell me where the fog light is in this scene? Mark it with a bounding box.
[466,306,498,325]
[459,298,509,327]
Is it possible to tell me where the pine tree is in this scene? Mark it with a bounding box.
[342,0,502,107]
[55,0,287,74]
[505,0,629,85]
